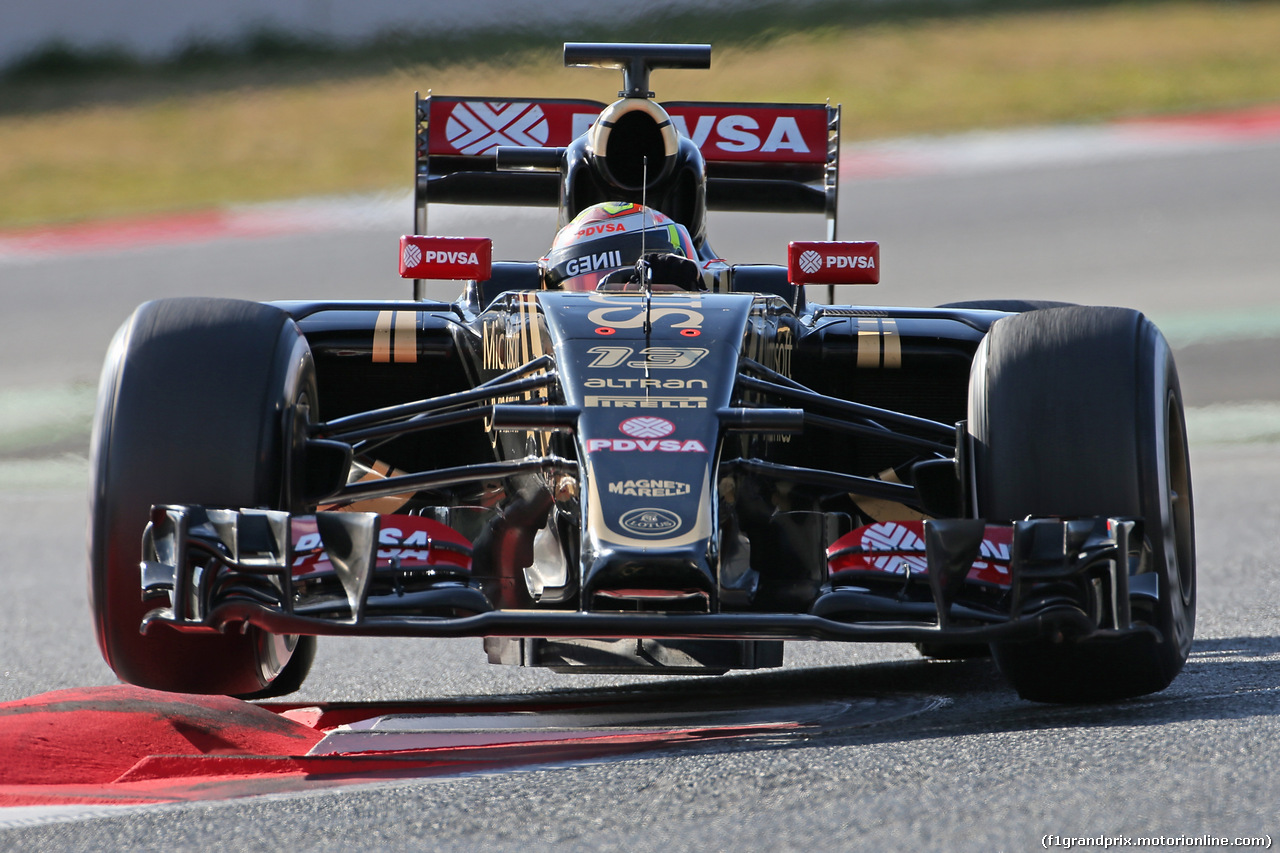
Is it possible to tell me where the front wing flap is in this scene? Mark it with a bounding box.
[139,505,1162,648]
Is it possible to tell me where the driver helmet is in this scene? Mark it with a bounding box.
[544,202,698,291]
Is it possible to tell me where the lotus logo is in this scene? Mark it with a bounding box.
[619,416,675,439]
[445,102,550,155]
[798,250,823,275]
[619,508,683,537]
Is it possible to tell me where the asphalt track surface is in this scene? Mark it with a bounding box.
[2,132,1280,850]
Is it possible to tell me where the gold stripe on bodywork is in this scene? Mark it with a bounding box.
[519,296,535,368]
[373,311,393,363]
[850,466,930,521]
[857,319,880,368]
[881,319,901,369]
[393,311,417,363]
[514,297,530,387]
[527,296,545,363]
[523,296,552,452]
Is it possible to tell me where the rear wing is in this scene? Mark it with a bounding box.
[414,95,840,239]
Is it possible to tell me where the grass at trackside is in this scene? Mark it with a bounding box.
[2,1,1280,228]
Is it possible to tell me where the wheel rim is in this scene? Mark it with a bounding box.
[254,382,316,687]
[1157,385,1196,667]
[257,632,300,683]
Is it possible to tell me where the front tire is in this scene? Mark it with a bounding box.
[969,306,1195,702]
[89,298,318,697]
[939,299,1076,313]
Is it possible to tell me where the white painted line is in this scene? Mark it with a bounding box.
[309,701,856,755]
[0,805,145,829]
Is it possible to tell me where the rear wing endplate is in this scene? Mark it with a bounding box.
[414,95,840,240]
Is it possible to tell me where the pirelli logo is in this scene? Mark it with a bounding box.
[373,311,418,363]
[585,396,708,409]
[856,318,901,369]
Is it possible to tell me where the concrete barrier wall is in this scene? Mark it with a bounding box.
[0,0,814,69]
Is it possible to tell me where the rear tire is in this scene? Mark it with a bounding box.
[89,298,318,697]
[968,306,1195,702]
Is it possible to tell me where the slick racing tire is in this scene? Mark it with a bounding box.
[915,298,1074,664]
[968,306,1195,703]
[89,298,318,698]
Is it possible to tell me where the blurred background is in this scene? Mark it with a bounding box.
[2,0,1279,505]
[2,0,1279,228]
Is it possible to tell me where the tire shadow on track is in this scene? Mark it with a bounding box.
[509,632,1280,753]
[754,634,1280,748]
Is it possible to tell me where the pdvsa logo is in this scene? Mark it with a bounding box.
[827,521,1012,587]
[586,438,707,452]
[619,416,674,439]
[787,241,880,285]
[799,248,875,272]
[618,507,683,537]
[419,249,481,265]
[402,243,424,268]
[446,102,549,155]
[859,522,928,574]
[825,254,876,270]
[575,222,627,239]
[399,235,493,280]
[670,114,812,155]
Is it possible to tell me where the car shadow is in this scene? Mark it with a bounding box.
[337,633,1280,758]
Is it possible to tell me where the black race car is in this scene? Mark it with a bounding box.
[88,43,1194,703]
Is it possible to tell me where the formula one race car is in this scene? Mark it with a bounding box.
[88,43,1195,704]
